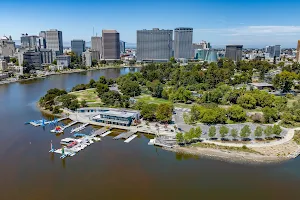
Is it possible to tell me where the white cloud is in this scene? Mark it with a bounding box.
[193,26,300,47]
[195,26,300,36]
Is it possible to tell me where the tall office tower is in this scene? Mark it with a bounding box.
[20,34,40,50]
[102,30,120,60]
[91,36,102,60]
[266,45,281,58]
[0,35,15,57]
[71,40,86,56]
[297,40,300,62]
[225,45,243,61]
[45,29,63,59]
[137,28,173,62]
[120,40,126,54]
[174,27,193,59]
[274,45,281,57]
[39,31,47,49]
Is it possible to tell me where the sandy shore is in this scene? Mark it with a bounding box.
[165,145,294,164]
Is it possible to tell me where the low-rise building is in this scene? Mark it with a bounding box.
[76,108,140,126]
[56,55,71,68]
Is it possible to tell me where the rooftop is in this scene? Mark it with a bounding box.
[102,30,118,33]
[95,110,138,118]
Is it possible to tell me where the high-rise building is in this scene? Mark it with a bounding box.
[174,27,193,59]
[120,40,126,54]
[39,31,47,49]
[23,51,42,69]
[137,28,173,62]
[45,29,63,59]
[297,40,300,62]
[82,51,92,67]
[102,30,120,60]
[71,40,85,57]
[265,45,281,58]
[193,41,211,51]
[91,36,102,60]
[0,35,15,57]
[225,45,243,61]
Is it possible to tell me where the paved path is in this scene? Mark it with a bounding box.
[203,128,300,148]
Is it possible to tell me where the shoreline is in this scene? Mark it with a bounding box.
[0,65,142,86]
[166,146,290,164]
[36,102,64,118]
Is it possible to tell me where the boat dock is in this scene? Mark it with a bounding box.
[63,121,78,129]
[70,123,89,133]
[27,117,69,127]
[91,127,110,137]
[124,134,138,143]
[113,131,136,140]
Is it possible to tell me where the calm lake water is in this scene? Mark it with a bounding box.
[0,67,300,200]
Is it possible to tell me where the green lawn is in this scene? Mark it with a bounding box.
[69,89,102,104]
[287,94,300,108]
[135,94,171,104]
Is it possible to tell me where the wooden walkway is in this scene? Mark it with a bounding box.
[113,131,136,140]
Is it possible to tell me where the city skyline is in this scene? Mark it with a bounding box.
[2,0,300,48]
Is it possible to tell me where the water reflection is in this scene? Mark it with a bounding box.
[62,159,66,169]
[175,152,200,161]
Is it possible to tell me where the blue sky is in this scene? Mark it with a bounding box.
[1,0,300,47]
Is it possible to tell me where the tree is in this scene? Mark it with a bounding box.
[273,125,282,136]
[96,83,109,97]
[176,132,184,144]
[264,126,273,138]
[262,107,279,123]
[237,94,257,109]
[281,112,294,124]
[141,103,157,121]
[52,60,57,65]
[240,125,251,139]
[194,127,202,138]
[10,57,17,63]
[53,106,61,114]
[169,57,176,63]
[273,71,297,92]
[92,59,98,67]
[69,100,80,111]
[98,76,107,84]
[208,126,216,138]
[254,126,263,138]
[219,125,229,138]
[155,103,173,123]
[101,91,122,106]
[227,105,246,122]
[231,129,238,140]
[100,60,107,65]
[119,81,141,97]
[88,79,97,88]
[129,60,136,66]
[81,100,87,108]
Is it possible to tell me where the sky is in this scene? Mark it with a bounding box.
[1,0,300,48]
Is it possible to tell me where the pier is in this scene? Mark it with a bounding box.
[63,121,78,129]
[113,131,136,140]
[71,123,89,133]
[91,127,110,137]
[27,117,69,127]
[124,134,138,143]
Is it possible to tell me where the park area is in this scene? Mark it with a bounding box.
[69,88,103,107]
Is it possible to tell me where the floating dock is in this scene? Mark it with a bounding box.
[27,117,68,127]
[101,131,111,137]
[124,134,138,143]
[113,131,136,140]
[70,123,89,133]
[91,127,110,137]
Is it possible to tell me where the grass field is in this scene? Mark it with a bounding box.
[69,89,102,104]
[287,94,300,108]
[135,94,171,104]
